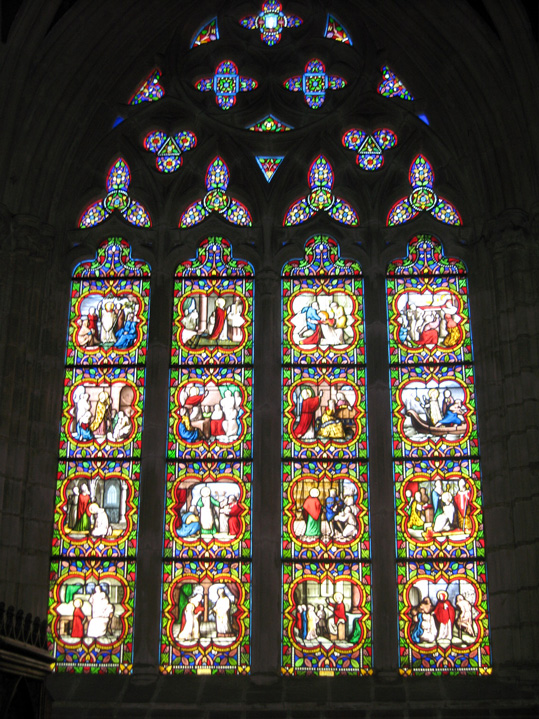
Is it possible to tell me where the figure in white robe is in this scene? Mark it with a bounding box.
[89,503,112,538]
[432,492,456,533]
[214,588,232,636]
[86,586,113,638]
[99,301,117,344]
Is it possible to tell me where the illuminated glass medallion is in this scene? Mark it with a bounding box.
[281,236,371,676]
[195,60,257,110]
[180,157,252,228]
[79,159,151,229]
[324,14,352,44]
[247,114,293,132]
[191,17,219,47]
[255,155,284,182]
[283,155,358,226]
[284,58,346,109]
[143,131,197,173]
[377,65,414,101]
[387,236,490,675]
[162,237,253,674]
[387,155,462,226]
[342,128,397,171]
[240,1,302,46]
[128,68,164,104]
[49,239,150,672]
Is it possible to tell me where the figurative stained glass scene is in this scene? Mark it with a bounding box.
[281,236,371,675]
[387,236,490,675]
[49,239,150,672]
[283,155,358,227]
[162,238,253,674]
[282,563,371,675]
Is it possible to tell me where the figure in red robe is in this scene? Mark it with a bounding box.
[208,298,227,340]
[433,590,455,641]
[417,313,440,346]
[293,389,321,439]
[227,497,242,536]
[71,599,85,639]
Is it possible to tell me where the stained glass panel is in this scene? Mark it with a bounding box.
[48,559,135,673]
[282,562,372,676]
[52,461,139,559]
[397,561,491,675]
[395,459,484,559]
[282,462,369,560]
[377,65,414,100]
[161,561,251,674]
[164,462,251,559]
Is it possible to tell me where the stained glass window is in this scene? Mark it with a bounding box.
[48,238,150,672]
[180,157,253,229]
[79,158,151,229]
[283,155,358,227]
[281,236,372,676]
[195,60,257,110]
[342,128,397,171]
[247,114,293,132]
[377,65,414,101]
[387,155,462,227]
[191,18,219,47]
[386,235,490,675]
[255,155,284,182]
[240,1,302,46]
[128,68,164,104]
[283,59,346,109]
[324,14,352,44]
[143,131,197,174]
[161,237,253,674]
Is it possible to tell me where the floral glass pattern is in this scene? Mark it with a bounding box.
[342,128,397,171]
[48,239,150,672]
[387,236,490,675]
[247,114,293,132]
[143,131,197,173]
[281,236,372,676]
[377,65,414,101]
[255,155,284,182]
[79,158,151,229]
[240,1,302,46]
[283,58,346,109]
[191,17,219,47]
[180,157,253,229]
[324,14,352,44]
[283,155,358,227]
[387,155,462,227]
[128,68,164,104]
[161,237,253,674]
[195,60,257,110]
